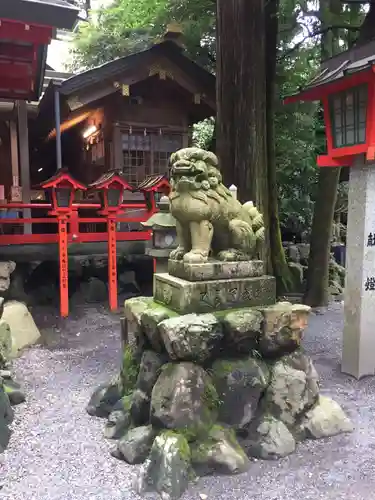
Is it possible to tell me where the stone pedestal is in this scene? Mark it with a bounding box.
[154,272,276,314]
[343,158,375,378]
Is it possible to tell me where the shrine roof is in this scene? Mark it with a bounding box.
[88,171,134,191]
[137,175,170,192]
[42,40,215,105]
[285,39,375,103]
[0,0,79,31]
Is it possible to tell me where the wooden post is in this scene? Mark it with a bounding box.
[10,120,19,186]
[16,101,31,233]
[54,88,62,171]
[58,215,69,317]
[112,123,123,171]
[107,214,118,311]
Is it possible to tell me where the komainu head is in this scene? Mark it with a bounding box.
[169,147,221,192]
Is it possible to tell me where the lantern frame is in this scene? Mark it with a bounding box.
[88,172,133,215]
[39,170,86,215]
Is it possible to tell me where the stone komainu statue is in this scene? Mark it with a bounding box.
[169,147,265,263]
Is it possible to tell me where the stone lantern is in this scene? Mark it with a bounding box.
[141,195,177,273]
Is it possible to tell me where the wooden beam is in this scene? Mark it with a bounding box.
[16,100,31,234]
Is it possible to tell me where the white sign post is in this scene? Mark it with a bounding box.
[342,156,375,378]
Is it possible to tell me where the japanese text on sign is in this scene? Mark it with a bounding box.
[367,233,375,247]
[365,277,375,291]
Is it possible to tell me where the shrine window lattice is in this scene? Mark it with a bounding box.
[329,84,368,148]
[122,129,183,186]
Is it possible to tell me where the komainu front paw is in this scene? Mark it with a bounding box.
[217,249,251,262]
[183,250,208,264]
[169,247,186,261]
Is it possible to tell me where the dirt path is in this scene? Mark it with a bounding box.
[1,302,374,500]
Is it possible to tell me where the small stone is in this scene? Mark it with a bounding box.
[118,425,157,464]
[222,309,262,354]
[86,382,121,418]
[130,389,150,426]
[158,314,223,363]
[3,379,25,406]
[134,431,191,500]
[191,425,250,475]
[301,396,353,439]
[211,357,269,429]
[245,415,296,459]
[199,495,208,500]
[151,363,217,439]
[104,407,131,440]
[259,302,311,358]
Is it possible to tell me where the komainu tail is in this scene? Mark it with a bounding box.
[242,201,265,251]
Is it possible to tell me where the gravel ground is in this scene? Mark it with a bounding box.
[0,301,374,500]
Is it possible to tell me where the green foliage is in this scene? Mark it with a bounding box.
[192,118,215,149]
[69,0,354,239]
[119,345,140,396]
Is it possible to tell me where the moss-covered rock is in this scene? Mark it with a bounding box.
[258,302,311,358]
[158,313,223,363]
[134,431,192,500]
[86,382,121,418]
[3,378,25,406]
[151,362,217,440]
[118,425,157,464]
[245,414,296,459]
[135,350,166,396]
[140,305,176,352]
[262,351,319,427]
[0,320,11,369]
[130,389,150,426]
[0,381,13,452]
[104,396,132,440]
[191,424,250,475]
[211,356,269,429]
[299,396,353,439]
[222,308,262,354]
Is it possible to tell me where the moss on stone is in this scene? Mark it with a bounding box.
[144,300,179,318]
[202,382,222,412]
[122,394,133,411]
[161,430,191,462]
[120,345,140,396]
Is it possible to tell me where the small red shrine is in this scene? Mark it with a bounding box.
[285,40,375,167]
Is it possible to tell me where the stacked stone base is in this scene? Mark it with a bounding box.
[87,261,353,500]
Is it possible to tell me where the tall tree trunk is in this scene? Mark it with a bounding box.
[265,0,293,294]
[304,0,341,307]
[216,0,270,268]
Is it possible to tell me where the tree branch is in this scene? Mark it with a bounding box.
[278,24,361,61]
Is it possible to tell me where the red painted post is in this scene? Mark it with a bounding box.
[70,207,79,237]
[58,215,69,317]
[107,214,118,312]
